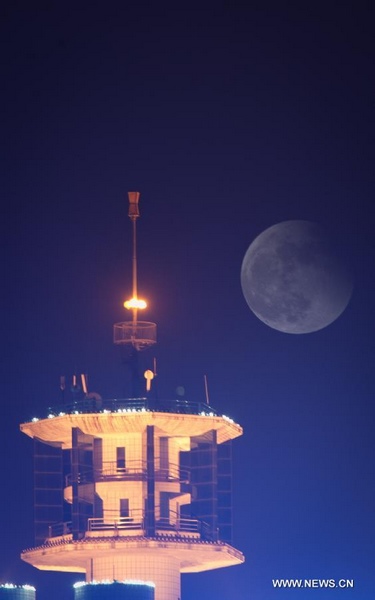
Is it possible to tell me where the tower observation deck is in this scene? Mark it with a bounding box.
[19,193,244,600]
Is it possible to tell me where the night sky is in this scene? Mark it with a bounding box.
[1,2,375,599]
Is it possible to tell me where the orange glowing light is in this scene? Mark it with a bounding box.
[124,297,147,310]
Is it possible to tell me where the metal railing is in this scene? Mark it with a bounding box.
[155,509,216,539]
[200,520,219,542]
[155,462,190,483]
[65,460,190,487]
[46,513,218,542]
[44,397,219,418]
[65,461,146,487]
[99,460,146,479]
[88,510,144,532]
[87,511,201,535]
[156,516,199,533]
[87,508,202,535]
[48,521,72,538]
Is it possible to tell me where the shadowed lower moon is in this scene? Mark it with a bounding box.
[241,220,353,334]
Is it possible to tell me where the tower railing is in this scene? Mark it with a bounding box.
[88,509,144,532]
[48,521,73,538]
[44,514,218,543]
[44,397,219,418]
[154,462,190,483]
[86,509,204,537]
[155,510,200,534]
[64,460,190,487]
[98,460,146,480]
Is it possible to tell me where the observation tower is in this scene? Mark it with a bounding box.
[20,193,244,600]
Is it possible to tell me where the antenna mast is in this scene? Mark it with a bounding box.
[129,191,140,325]
[113,192,157,351]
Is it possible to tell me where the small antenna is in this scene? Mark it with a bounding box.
[204,374,210,405]
[81,374,88,395]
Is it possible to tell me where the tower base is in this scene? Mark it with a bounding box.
[22,537,244,600]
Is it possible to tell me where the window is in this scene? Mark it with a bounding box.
[159,492,170,519]
[160,437,169,470]
[116,447,126,471]
[120,498,129,518]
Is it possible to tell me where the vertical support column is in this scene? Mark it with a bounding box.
[91,555,179,600]
[72,427,80,540]
[145,425,155,536]
[121,346,141,398]
[34,439,63,545]
[190,429,218,541]
[211,429,218,539]
[93,438,103,519]
[217,439,233,543]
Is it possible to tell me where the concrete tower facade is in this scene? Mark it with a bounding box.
[20,194,244,600]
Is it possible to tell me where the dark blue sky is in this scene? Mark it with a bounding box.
[1,2,374,599]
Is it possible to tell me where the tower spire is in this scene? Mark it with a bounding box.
[114,192,157,351]
[129,191,139,321]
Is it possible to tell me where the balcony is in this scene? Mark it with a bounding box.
[45,511,217,543]
[86,509,205,539]
[65,461,190,487]
[88,510,144,533]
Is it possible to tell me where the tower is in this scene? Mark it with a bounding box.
[20,193,244,600]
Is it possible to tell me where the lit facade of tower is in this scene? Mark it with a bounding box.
[74,581,155,600]
[20,194,244,600]
[0,586,35,600]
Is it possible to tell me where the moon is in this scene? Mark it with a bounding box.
[241,220,353,334]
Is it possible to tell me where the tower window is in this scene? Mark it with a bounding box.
[116,447,126,470]
[119,498,129,518]
[160,491,170,519]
